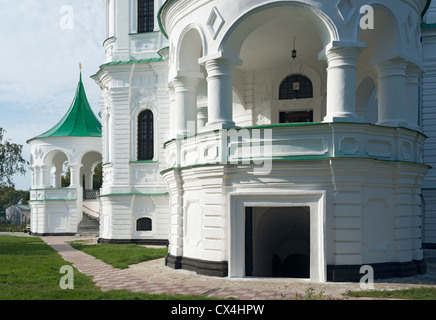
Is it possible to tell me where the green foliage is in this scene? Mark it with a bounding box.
[0,222,28,232]
[346,287,436,300]
[0,186,30,210]
[70,242,168,269]
[274,286,343,300]
[92,162,103,189]
[0,128,27,188]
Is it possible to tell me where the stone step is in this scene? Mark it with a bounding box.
[77,213,100,236]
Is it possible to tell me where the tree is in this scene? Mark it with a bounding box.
[0,128,27,188]
[61,162,102,189]
[0,186,29,210]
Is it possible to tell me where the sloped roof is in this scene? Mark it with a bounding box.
[29,72,101,141]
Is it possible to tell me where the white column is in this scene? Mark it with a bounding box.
[323,45,363,122]
[39,165,50,188]
[84,170,94,189]
[201,57,239,129]
[197,106,208,129]
[30,166,36,189]
[406,65,422,130]
[52,171,59,188]
[69,164,83,187]
[167,84,176,140]
[375,58,408,127]
[172,73,202,137]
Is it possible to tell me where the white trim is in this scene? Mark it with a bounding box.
[228,190,326,282]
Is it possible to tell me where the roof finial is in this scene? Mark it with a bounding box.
[79,62,82,71]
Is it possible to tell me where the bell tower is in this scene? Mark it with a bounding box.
[93,0,170,244]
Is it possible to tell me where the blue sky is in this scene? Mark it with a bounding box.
[0,0,106,190]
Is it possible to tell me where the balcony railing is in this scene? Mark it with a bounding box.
[163,122,426,172]
[83,189,99,200]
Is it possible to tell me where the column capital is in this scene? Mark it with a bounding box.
[170,72,203,92]
[198,51,242,67]
[320,42,365,63]
[374,57,408,79]
[406,63,424,82]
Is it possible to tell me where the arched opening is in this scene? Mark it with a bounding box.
[278,74,314,123]
[175,27,206,135]
[80,151,103,200]
[44,150,69,188]
[178,27,204,74]
[357,5,400,125]
[356,77,378,124]
[219,3,333,126]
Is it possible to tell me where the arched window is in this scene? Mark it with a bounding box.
[137,109,154,160]
[279,74,313,100]
[136,217,152,231]
[138,0,154,33]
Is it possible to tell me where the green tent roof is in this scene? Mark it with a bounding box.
[31,72,102,140]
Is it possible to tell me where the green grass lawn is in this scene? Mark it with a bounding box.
[346,287,436,300]
[4,234,436,300]
[0,235,211,300]
[69,241,168,269]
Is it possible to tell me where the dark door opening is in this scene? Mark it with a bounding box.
[245,206,310,278]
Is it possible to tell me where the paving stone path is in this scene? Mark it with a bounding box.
[20,234,436,300]
[41,236,278,300]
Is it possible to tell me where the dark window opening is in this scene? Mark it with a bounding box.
[137,217,152,231]
[245,207,310,278]
[279,111,313,123]
[138,109,154,160]
[138,0,154,33]
[279,74,313,100]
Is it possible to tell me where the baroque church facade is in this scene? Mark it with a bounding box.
[28,0,436,282]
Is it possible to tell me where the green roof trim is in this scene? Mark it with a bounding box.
[422,0,432,18]
[422,22,436,28]
[422,0,435,28]
[91,58,165,78]
[157,0,171,39]
[100,58,164,67]
[29,72,101,141]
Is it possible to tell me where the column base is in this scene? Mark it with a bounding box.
[377,120,409,127]
[201,121,236,131]
[323,114,364,123]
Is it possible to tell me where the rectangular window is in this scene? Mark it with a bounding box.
[138,110,154,160]
[279,111,313,123]
[138,0,154,33]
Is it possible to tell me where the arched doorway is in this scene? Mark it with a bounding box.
[80,151,102,200]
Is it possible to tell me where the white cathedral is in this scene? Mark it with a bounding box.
[28,0,436,282]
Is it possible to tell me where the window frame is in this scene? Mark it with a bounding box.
[136,217,152,231]
[137,0,155,33]
[279,74,314,100]
[137,109,154,161]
